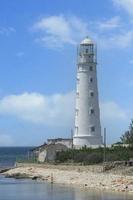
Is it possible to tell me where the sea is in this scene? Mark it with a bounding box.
[0,147,132,200]
[0,147,32,168]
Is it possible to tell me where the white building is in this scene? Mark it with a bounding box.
[73,37,102,148]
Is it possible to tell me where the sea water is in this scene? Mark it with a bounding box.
[0,176,132,200]
[0,147,32,168]
[0,147,133,200]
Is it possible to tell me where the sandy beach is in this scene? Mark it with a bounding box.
[3,163,133,194]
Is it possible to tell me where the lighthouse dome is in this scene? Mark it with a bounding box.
[80,37,94,45]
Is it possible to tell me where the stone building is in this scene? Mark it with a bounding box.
[30,143,68,162]
[37,143,68,162]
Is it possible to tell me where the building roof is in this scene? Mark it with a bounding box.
[47,138,72,142]
[44,143,68,150]
[30,143,47,151]
[31,142,69,152]
[80,37,94,45]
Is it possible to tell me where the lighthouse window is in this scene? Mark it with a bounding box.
[90,126,95,132]
[90,77,93,83]
[90,109,94,114]
[77,78,80,84]
[75,109,79,116]
[90,45,93,52]
[86,49,88,53]
[75,126,78,135]
[76,92,79,98]
[89,66,93,71]
[90,91,94,97]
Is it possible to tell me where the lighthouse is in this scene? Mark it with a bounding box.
[73,37,102,148]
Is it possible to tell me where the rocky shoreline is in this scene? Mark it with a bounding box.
[2,163,133,194]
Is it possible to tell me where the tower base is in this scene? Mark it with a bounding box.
[73,135,103,149]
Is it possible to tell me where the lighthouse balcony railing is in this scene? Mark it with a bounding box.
[78,67,95,72]
[78,54,97,62]
[78,60,97,65]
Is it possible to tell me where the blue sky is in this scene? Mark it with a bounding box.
[0,0,133,146]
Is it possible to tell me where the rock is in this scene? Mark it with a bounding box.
[0,168,12,173]
[5,173,31,179]
[32,176,38,180]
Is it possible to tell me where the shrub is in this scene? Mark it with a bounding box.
[55,146,133,165]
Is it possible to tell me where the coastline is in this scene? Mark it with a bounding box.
[2,163,133,194]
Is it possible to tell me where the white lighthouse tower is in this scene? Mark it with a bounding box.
[73,37,102,148]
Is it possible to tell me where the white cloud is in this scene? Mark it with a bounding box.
[113,0,133,15]
[0,92,129,125]
[31,14,133,49]
[100,101,128,121]
[98,16,121,31]
[95,16,133,49]
[93,16,133,49]
[0,134,13,146]
[127,80,133,87]
[100,101,131,143]
[0,92,75,127]
[8,27,16,32]
[32,15,89,48]
[129,59,133,64]
[16,52,24,57]
[0,91,129,127]
[89,16,133,49]
[0,26,16,36]
[99,29,133,49]
[0,92,131,143]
